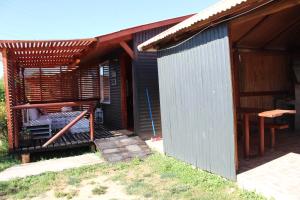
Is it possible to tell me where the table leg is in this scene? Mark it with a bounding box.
[244,114,250,158]
[271,128,275,149]
[259,116,265,156]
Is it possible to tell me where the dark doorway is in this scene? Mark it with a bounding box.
[120,52,134,131]
[126,58,134,130]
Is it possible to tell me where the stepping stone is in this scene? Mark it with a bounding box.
[94,136,152,162]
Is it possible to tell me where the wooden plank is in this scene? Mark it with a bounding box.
[14,52,80,57]
[42,110,88,147]
[261,14,300,48]
[89,107,95,141]
[62,134,71,145]
[235,15,269,45]
[2,45,90,51]
[13,100,96,109]
[67,133,79,145]
[239,90,290,97]
[233,0,300,25]
[258,109,296,118]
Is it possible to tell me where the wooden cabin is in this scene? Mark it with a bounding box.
[0,15,191,156]
[139,0,300,180]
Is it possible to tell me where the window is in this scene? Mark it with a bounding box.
[100,64,110,104]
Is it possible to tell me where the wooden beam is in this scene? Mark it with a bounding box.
[42,110,88,147]
[120,41,135,60]
[240,90,290,97]
[235,15,269,45]
[20,62,74,68]
[233,0,300,25]
[261,15,300,48]
[13,100,96,109]
[234,47,288,54]
[1,45,89,51]
[13,52,80,57]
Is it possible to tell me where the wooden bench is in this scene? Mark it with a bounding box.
[258,109,295,155]
[265,123,289,148]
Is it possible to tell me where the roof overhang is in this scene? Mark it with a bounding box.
[80,14,193,65]
[138,0,300,52]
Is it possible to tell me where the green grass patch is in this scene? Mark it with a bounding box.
[92,185,108,195]
[54,190,78,199]
[0,153,266,200]
[0,101,20,172]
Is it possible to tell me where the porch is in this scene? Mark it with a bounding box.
[237,131,300,199]
[229,2,300,198]
[15,126,113,153]
[0,39,115,154]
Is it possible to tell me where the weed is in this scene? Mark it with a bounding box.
[92,185,108,195]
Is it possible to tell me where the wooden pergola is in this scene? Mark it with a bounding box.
[0,38,101,151]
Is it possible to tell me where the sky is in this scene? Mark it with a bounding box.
[0,0,218,77]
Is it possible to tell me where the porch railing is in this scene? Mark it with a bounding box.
[13,100,96,147]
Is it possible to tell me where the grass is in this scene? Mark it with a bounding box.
[92,185,108,195]
[0,153,266,200]
[0,102,20,172]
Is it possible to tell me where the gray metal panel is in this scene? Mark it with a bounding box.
[132,26,171,135]
[103,60,122,130]
[157,23,236,180]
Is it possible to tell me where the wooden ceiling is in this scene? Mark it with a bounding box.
[230,4,300,50]
[0,39,97,68]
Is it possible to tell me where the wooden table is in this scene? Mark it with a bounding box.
[258,109,296,156]
[237,107,265,158]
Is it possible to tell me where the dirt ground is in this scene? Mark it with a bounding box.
[32,175,138,200]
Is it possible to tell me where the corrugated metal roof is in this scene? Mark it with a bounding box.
[138,0,249,51]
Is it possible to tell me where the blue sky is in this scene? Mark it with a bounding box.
[0,0,217,77]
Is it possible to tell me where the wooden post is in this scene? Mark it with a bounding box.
[21,153,30,164]
[259,117,265,156]
[120,53,128,129]
[270,128,275,149]
[244,114,250,158]
[12,62,19,149]
[89,105,95,141]
[43,110,88,147]
[39,67,43,101]
[228,25,239,171]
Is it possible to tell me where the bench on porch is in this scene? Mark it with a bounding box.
[265,123,289,148]
[258,109,296,154]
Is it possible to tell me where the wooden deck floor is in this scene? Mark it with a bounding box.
[15,126,114,153]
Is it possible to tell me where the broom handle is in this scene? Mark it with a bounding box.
[146,88,156,137]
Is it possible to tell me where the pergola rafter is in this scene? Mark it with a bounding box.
[0,39,97,68]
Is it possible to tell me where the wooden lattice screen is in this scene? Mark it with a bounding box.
[23,66,100,112]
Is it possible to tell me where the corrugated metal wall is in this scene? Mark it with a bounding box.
[132,26,171,135]
[157,23,236,180]
[102,59,123,129]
